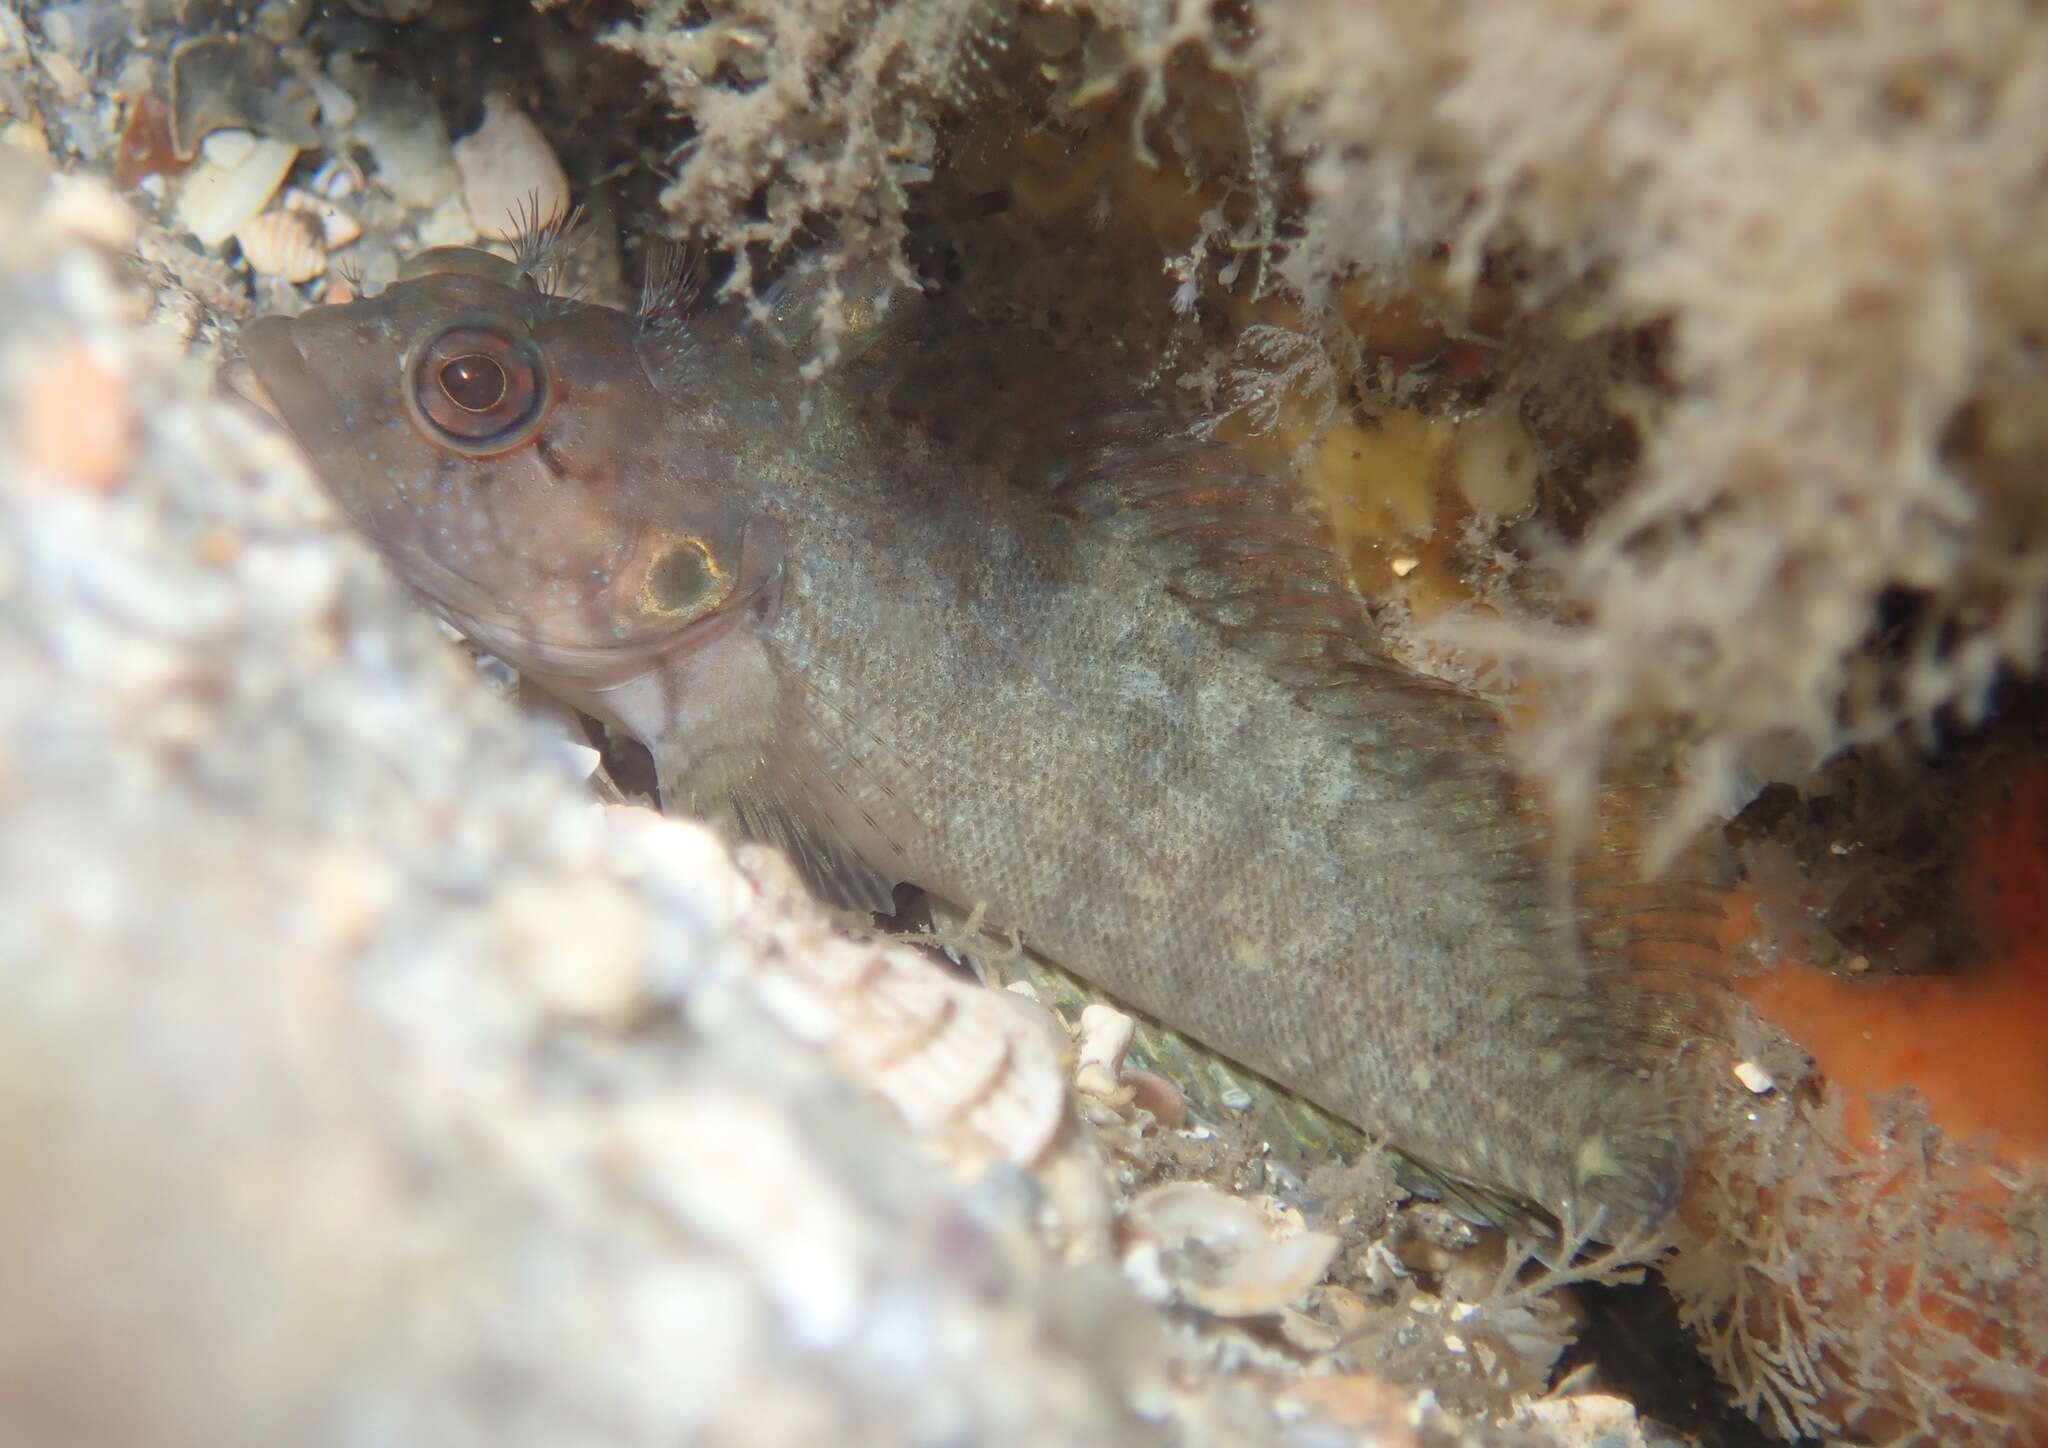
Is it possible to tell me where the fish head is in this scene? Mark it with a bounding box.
[239,247,781,688]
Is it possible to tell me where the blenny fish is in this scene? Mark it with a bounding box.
[240,229,1703,1237]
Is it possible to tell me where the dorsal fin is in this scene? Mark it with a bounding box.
[856,316,1736,1091]
[864,322,1521,809]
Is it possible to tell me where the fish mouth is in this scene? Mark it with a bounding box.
[236,315,340,439]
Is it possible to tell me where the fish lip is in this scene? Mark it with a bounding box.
[237,314,343,440]
[434,584,759,687]
[220,355,284,425]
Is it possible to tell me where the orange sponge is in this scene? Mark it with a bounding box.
[1673,762,2048,1443]
[1735,764,2048,1163]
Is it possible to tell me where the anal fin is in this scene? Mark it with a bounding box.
[669,666,935,919]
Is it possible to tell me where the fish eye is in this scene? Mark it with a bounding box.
[640,535,732,618]
[405,321,549,456]
[439,354,507,412]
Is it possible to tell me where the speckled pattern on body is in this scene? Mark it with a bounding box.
[241,242,1690,1236]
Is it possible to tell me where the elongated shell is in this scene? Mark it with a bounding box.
[173,134,297,247]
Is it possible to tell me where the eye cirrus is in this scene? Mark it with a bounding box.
[406,322,550,456]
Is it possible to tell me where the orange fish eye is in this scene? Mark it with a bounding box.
[405,321,550,456]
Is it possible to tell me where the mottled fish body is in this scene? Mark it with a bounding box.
[241,241,1691,1235]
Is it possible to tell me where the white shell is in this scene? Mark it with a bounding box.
[200,127,257,168]
[452,95,572,241]
[175,135,298,248]
[725,844,1069,1171]
[235,210,326,283]
[304,70,359,128]
[1124,1182,1341,1317]
[309,154,363,202]
[280,187,363,247]
[1074,1001,1134,1097]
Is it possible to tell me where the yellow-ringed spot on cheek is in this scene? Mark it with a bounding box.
[639,534,734,619]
